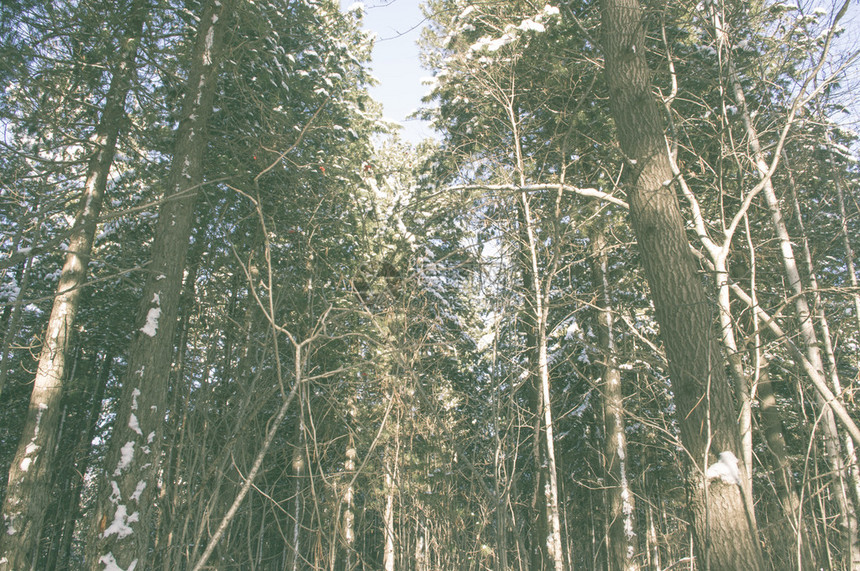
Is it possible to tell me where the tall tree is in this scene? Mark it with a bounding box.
[0,3,148,567]
[86,0,230,566]
[599,0,763,568]
[590,226,640,571]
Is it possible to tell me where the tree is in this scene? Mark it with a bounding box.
[599,0,764,568]
[0,3,148,567]
[86,0,231,566]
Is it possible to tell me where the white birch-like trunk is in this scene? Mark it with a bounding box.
[505,88,566,571]
[521,191,565,571]
[785,157,860,514]
[382,442,398,571]
[592,229,640,571]
[716,10,860,563]
[343,435,356,571]
[0,4,147,567]
[290,410,306,571]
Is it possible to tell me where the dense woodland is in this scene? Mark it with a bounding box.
[0,0,859,569]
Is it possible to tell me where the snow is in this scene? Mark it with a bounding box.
[477,331,495,351]
[128,413,142,436]
[467,4,559,53]
[458,6,476,20]
[130,480,147,503]
[541,5,560,18]
[99,552,138,571]
[140,293,161,337]
[470,33,516,53]
[517,19,545,33]
[109,481,122,503]
[102,504,139,539]
[569,391,592,418]
[346,1,364,13]
[114,441,135,475]
[203,26,215,65]
[131,388,140,410]
[706,451,741,485]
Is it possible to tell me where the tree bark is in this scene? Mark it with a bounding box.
[599,0,763,568]
[382,418,400,571]
[756,361,817,568]
[715,5,860,560]
[86,1,229,567]
[506,88,565,571]
[0,3,147,567]
[591,228,640,571]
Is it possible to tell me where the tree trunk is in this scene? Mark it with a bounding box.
[527,200,565,571]
[290,403,306,571]
[507,89,565,571]
[756,362,817,568]
[86,1,229,567]
[599,1,763,568]
[825,130,860,334]
[591,228,640,571]
[0,238,35,398]
[342,432,357,571]
[0,4,147,567]
[717,6,860,560]
[382,418,400,571]
[786,151,860,535]
[39,350,112,571]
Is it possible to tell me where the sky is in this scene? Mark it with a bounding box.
[342,0,436,143]
[340,1,860,145]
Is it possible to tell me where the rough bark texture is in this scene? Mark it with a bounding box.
[591,229,640,571]
[86,0,229,567]
[757,363,817,568]
[599,0,762,568]
[0,4,147,568]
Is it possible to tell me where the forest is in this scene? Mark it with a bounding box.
[0,0,859,569]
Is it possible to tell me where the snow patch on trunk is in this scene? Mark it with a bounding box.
[706,451,741,484]
[99,551,138,571]
[128,413,142,435]
[114,441,135,475]
[140,293,161,337]
[101,504,139,539]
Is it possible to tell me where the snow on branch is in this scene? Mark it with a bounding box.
[446,183,629,209]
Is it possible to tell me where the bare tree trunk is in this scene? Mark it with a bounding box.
[825,130,860,334]
[0,4,147,567]
[756,362,817,568]
[507,89,565,571]
[646,503,661,571]
[0,250,34,398]
[290,401,307,571]
[415,513,429,571]
[591,228,640,571]
[382,416,400,571]
[717,6,860,560]
[86,1,229,567]
[342,433,357,571]
[786,152,860,517]
[599,0,762,568]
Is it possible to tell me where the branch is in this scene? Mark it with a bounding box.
[447,183,629,209]
[694,249,860,447]
[254,97,330,182]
